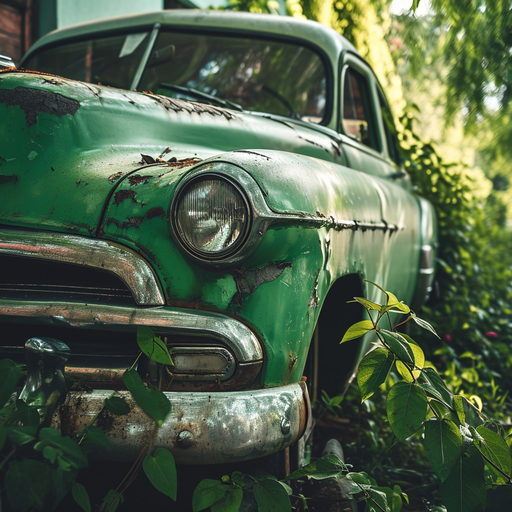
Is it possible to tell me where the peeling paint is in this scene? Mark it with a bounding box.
[114,190,137,205]
[232,262,292,304]
[145,93,234,120]
[107,206,164,229]
[0,174,18,184]
[0,86,80,126]
[108,171,124,183]
[128,174,153,186]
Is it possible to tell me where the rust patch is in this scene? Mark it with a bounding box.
[0,174,18,184]
[232,262,292,305]
[146,207,165,220]
[107,206,165,229]
[0,86,80,126]
[145,93,234,120]
[128,174,153,186]
[114,189,137,205]
[108,171,124,183]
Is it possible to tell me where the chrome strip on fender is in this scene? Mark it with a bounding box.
[0,230,165,306]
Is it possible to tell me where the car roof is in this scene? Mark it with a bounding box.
[23,10,358,65]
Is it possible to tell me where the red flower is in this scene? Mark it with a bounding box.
[486,331,498,338]
[444,334,452,342]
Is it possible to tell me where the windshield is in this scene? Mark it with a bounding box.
[23,29,328,123]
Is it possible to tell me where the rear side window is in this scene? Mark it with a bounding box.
[378,91,400,166]
[342,66,379,150]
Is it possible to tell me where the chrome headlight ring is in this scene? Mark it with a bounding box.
[170,162,271,266]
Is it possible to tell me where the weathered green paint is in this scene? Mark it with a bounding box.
[0,12,436,397]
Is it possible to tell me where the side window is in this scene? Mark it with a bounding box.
[342,66,379,150]
[378,91,401,166]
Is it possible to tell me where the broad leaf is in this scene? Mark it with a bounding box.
[474,425,512,483]
[137,326,173,365]
[351,297,381,311]
[104,396,130,416]
[285,453,347,481]
[412,316,440,338]
[123,369,171,426]
[5,460,53,512]
[381,290,410,314]
[253,478,291,512]
[366,487,388,512]
[341,320,374,343]
[396,335,424,381]
[83,425,111,451]
[143,448,177,501]
[72,482,92,512]
[453,395,466,424]
[417,367,453,406]
[357,348,394,402]
[379,330,415,364]
[192,479,229,512]
[386,382,428,440]
[35,429,88,469]
[440,446,486,512]
[211,487,243,512]
[102,489,124,512]
[0,359,22,409]
[424,419,462,482]
[6,425,37,446]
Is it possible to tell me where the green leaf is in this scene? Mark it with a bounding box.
[6,425,37,446]
[386,381,428,440]
[417,367,453,406]
[487,485,512,510]
[285,453,347,481]
[0,424,6,451]
[72,482,92,512]
[395,334,424,382]
[357,348,394,402]
[83,425,111,451]
[143,448,177,501]
[0,359,22,409]
[104,396,130,416]
[253,478,291,512]
[473,426,512,483]
[379,330,415,364]
[137,326,173,365]
[211,486,243,512]
[440,446,486,512]
[424,419,463,482]
[341,320,374,343]
[381,290,410,314]
[5,460,53,512]
[9,400,40,426]
[366,487,388,512]
[42,445,61,464]
[192,479,229,512]
[351,297,382,311]
[102,489,124,512]
[123,369,171,426]
[453,395,466,424]
[412,316,440,338]
[36,428,88,469]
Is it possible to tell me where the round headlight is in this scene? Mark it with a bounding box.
[173,176,250,259]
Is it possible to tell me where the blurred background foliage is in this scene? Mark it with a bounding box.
[223,0,512,509]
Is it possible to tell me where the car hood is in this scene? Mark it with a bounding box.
[0,71,344,236]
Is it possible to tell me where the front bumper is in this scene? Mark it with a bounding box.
[56,382,309,464]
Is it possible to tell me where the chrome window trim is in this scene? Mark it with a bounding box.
[0,229,165,306]
[0,299,263,363]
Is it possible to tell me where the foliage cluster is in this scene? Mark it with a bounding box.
[342,282,512,511]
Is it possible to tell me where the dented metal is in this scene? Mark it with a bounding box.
[56,382,308,464]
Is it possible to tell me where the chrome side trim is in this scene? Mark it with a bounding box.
[55,382,308,464]
[0,299,263,363]
[0,230,165,306]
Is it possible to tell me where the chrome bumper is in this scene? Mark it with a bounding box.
[55,382,309,464]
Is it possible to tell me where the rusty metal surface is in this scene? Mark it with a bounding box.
[0,229,165,306]
[56,382,308,464]
[0,299,263,364]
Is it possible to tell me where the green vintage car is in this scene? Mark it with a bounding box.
[0,10,436,469]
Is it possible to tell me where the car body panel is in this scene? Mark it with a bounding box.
[0,10,437,465]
